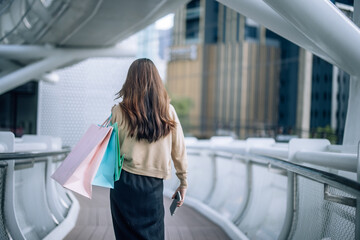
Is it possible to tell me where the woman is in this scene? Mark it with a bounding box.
[110,58,188,240]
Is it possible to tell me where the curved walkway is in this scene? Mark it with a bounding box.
[65,186,230,240]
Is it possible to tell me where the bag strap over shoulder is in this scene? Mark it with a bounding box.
[101,114,112,127]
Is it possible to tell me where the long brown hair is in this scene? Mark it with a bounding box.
[115,58,176,143]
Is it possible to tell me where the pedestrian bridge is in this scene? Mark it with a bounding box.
[0,133,359,239]
[1,0,360,239]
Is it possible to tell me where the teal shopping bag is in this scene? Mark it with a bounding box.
[114,122,124,181]
[92,121,117,188]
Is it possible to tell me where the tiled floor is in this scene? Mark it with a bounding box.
[65,186,230,240]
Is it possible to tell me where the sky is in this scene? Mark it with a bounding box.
[155,14,174,30]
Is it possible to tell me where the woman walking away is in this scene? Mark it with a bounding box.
[110,58,188,240]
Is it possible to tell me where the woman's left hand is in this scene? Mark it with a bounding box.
[172,187,187,207]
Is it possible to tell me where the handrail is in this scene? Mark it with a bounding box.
[0,148,70,160]
[2,146,79,240]
[187,142,358,173]
[186,142,360,239]
[250,154,360,197]
[295,150,357,172]
[187,145,247,155]
[250,146,288,159]
[187,144,360,197]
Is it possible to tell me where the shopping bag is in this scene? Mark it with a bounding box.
[115,154,124,181]
[51,123,113,198]
[115,122,124,181]
[92,122,119,188]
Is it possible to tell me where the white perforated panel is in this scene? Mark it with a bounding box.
[38,57,135,147]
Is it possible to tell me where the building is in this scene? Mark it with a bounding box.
[167,0,281,138]
[167,0,352,142]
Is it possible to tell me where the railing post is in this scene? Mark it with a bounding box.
[4,160,25,240]
[203,151,217,205]
[46,157,65,223]
[356,141,360,239]
[233,160,252,225]
[278,172,296,240]
[0,132,24,239]
[0,161,9,240]
[233,138,274,225]
[282,139,331,239]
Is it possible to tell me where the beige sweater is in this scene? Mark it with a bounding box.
[111,104,188,188]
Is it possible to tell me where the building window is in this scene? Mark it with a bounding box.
[185,0,200,43]
[245,26,257,40]
[186,18,200,41]
[0,81,38,137]
[245,18,259,41]
[186,0,200,8]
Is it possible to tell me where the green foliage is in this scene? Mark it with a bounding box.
[171,97,192,118]
[312,125,337,144]
[170,97,193,133]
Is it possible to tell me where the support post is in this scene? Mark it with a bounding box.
[296,49,312,138]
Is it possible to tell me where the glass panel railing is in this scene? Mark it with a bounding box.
[0,148,80,240]
[167,138,360,240]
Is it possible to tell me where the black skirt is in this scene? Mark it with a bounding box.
[110,170,164,240]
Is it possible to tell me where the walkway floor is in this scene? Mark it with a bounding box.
[65,186,230,240]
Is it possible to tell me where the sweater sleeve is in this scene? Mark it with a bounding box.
[111,104,120,125]
[170,105,188,189]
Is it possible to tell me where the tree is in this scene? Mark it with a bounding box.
[170,97,193,133]
[312,125,338,144]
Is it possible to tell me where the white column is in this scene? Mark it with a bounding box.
[343,76,360,145]
[331,66,339,130]
[296,48,312,138]
[343,0,360,145]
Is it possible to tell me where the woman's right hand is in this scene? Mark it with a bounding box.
[172,187,187,207]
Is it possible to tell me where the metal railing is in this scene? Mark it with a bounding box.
[1,133,358,239]
[0,148,80,240]
[0,161,9,240]
[165,137,360,240]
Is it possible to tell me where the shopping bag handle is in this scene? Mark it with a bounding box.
[101,114,112,127]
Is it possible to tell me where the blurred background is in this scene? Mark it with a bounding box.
[1,0,360,240]
[1,0,354,146]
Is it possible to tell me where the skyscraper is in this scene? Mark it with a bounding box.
[167,0,281,138]
[167,0,351,143]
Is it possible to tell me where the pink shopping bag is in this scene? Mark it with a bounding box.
[51,124,113,198]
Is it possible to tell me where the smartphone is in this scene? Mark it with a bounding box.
[170,191,181,216]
